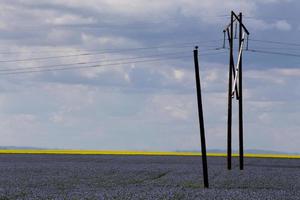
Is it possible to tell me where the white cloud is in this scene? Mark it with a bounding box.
[274,68,300,76]
[124,72,130,82]
[274,20,292,31]
[0,20,8,30]
[246,68,300,88]
[173,69,185,81]
[5,0,260,24]
[46,14,96,25]
[81,33,140,49]
[247,19,292,31]
[246,69,286,85]
[151,94,195,121]
[46,29,76,43]
[204,68,219,82]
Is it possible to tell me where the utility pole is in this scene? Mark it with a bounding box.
[227,12,234,170]
[193,46,209,188]
[238,12,244,170]
[223,11,249,170]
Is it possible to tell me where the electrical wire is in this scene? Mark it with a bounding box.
[0,47,221,63]
[247,46,300,51]
[0,51,226,76]
[246,49,300,58]
[0,45,222,63]
[249,39,300,47]
[0,51,190,72]
[244,16,300,22]
[0,39,222,55]
[0,55,190,75]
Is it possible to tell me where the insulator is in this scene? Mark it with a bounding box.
[234,22,238,39]
[223,30,226,48]
[246,35,249,50]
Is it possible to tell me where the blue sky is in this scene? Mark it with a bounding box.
[0,0,299,153]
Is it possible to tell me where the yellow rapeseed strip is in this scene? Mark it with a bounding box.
[0,149,299,159]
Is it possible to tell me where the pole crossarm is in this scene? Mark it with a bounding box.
[223,13,249,35]
[232,12,250,35]
[223,18,237,33]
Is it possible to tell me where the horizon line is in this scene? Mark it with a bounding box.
[0,149,299,159]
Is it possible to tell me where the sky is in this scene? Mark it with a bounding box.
[0,0,299,153]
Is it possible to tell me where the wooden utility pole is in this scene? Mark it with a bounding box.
[223,11,249,170]
[227,12,234,170]
[193,46,209,188]
[238,12,244,170]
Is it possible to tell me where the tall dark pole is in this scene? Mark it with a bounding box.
[227,11,234,170]
[193,46,209,188]
[239,12,244,170]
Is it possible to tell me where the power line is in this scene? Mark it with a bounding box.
[247,46,300,51]
[249,39,300,47]
[0,51,105,63]
[244,16,300,22]
[0,44,217,55]
[0,55,190,75]
[0,45,222,63]
[0,51,226,76]
[0,39,222,55]
[0,51,192,72]
[246,49,300,58]
[0,46,193,63]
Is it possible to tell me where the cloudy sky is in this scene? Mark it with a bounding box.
[0,0,299,153]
